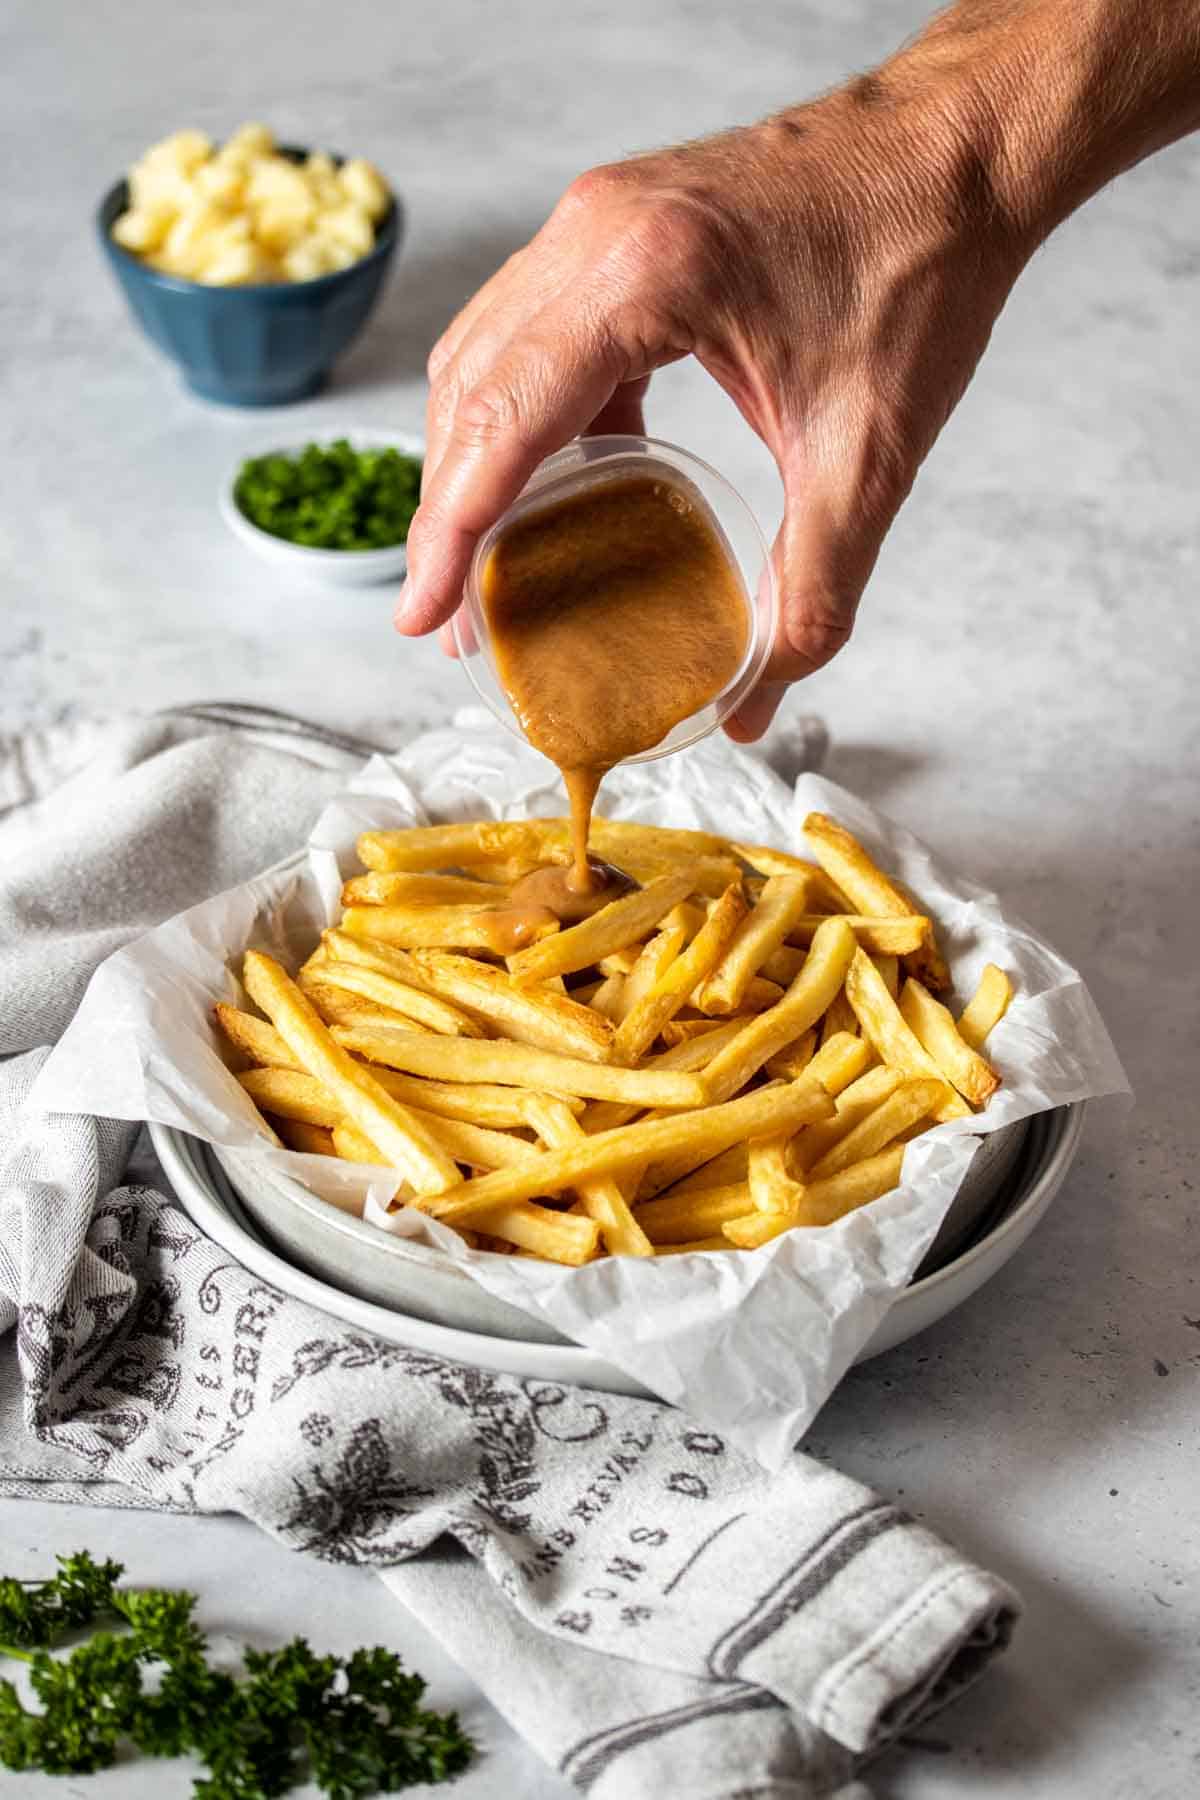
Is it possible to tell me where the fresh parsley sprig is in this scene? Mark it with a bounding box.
[0,1552,474,1798]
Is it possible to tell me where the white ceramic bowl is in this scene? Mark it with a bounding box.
[218,427,423,586]
[151,1104,1085,1395]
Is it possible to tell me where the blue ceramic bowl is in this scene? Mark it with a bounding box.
[97,150,401,406]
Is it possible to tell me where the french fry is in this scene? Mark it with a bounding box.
[807,1077,944,1178]
[334,1109,539,1173]
[613,883,748,1065]
[660,1017,734,1047]
[342,1130,602,1260]
[323,929,453,991]
[820,988,860,1045]
[589,819,732,864]
[316,960,486,1038]
[598,946,644,977]
[612,855,744,898]
[696,974,783,1016]
[507,874,694,986]
[801,1031,874,1097]
[614,920,688,1023]
[407,949,614,1062]
[423,1077,835,1227]
[298,942,328,977]
[789,917,931,956]
[242,952,461,1197]
[796,1144,908,1227]
[357,820,557,872]
[871,954,900,999]
[341,871,511,906]
[588,971,627,1022]
[802,813,949,989]
[580,1018,750,1134]
[790,1065,905,1174]
[454,858,547,884]
[620,856,743,898]
[701,917,859,1104]
[368,1067,581,1127]
[663,900,707,940]
[331,1119,395,1165]
[341,902,558,953]
[654,1236,732,1255]
[763,1029,817,1081]
[742,1033,876,1207]
[843,951,969,1120]
[299,978,408,1029]
[898,978,1001,1106]
[643,1033,868,1202]
[729,842,850,911]
[214,1003,297,1070]
[332,1022,709,1107]
[694,876,810,1016]
[523,1095,653,1257]
[635,1182,754,1244]
[458,1201,600,1264]
[723,1144,907,1246]
[272,1117,336,1156]
[759,945,806,987]
[747,1133,802,1214]
[957,964,1014,1051]
[238,1066,344,1128]
[655,1142,749,1197]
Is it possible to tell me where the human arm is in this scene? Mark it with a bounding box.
[396,0,1200,738]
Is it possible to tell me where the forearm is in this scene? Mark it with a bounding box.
[878,0,1200,248]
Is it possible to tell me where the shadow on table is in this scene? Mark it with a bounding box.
[821,741,933,807]
[333,221,535,393]
[863,1546,1150,1795]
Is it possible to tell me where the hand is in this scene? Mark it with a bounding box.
[392,32,1051,735]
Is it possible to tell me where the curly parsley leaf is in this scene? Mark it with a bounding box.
[0,1550,123,1652]
[0,1553,474,1798]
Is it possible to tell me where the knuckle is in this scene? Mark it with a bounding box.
[640,192,720,262]
[426,335,454,383]
[426,370,462,439]
[455,378,523,449]
[780,584,856,676]
[559,162,627,217]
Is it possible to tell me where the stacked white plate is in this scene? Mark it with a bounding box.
[153,1102,1084,1398]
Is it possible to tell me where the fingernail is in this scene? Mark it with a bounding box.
[725,681,786,744]
[393,577,417,629]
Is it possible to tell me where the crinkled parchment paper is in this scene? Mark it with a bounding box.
[34,711,1128,1466]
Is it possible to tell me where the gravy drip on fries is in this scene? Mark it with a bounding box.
[480,473,749,896]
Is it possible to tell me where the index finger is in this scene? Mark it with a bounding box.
[395,308,629,638]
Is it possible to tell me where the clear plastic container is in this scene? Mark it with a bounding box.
[451,434,778,763]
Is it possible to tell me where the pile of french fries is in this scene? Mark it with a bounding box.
[216,813,1013,1266]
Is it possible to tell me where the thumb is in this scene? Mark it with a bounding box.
[724,457,887,741]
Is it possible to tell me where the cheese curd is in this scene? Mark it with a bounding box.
[111,125,391,286]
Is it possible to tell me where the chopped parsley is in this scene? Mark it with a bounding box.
[234,439,422,550]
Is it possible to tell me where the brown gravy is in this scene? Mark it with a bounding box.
[508,858,636,924]
[472,903,560,955]
[480,473,749,897]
